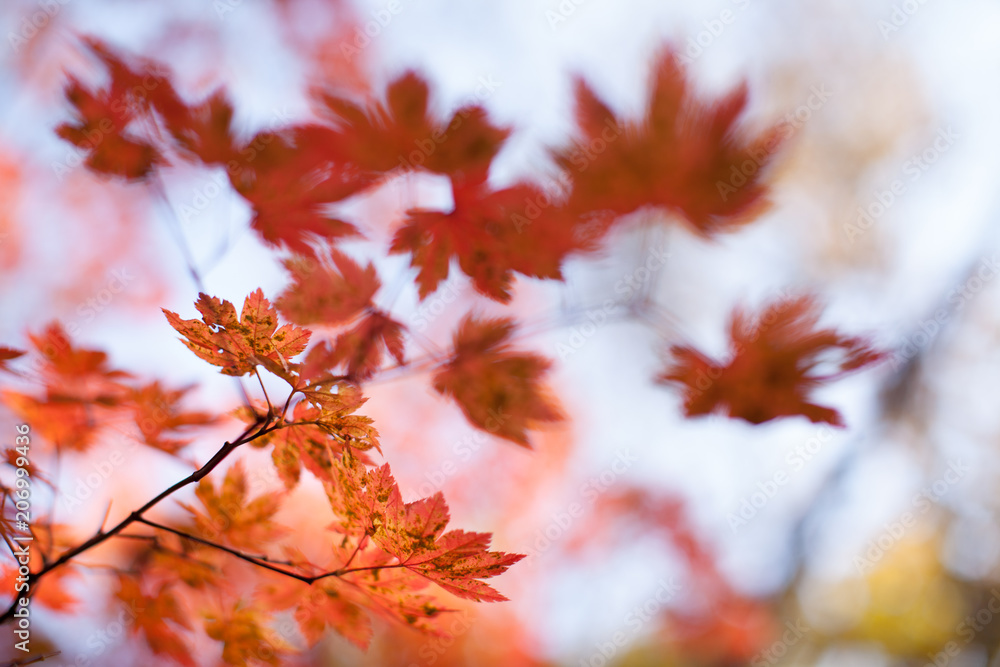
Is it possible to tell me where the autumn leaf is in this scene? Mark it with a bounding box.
[275,250,380,326]
[203,600,294,666]
[318,70,509,179]
[391,177,578,302]
[247,397,376,489]
[229,127,375,255]
[658,295,885,426]
[130,381,217,454]
[1,323,130,452]
[0,347,24,372]
[327,310,407,381]
[115,574,195,667]
[326,453,525,602]
[56,75,161,180]
[163,289,311,380]
[554,48,782,236]
[257,578,372,650]
[179,461,287,550]
[433,315,562,446]
[300,381,381,452]
[161,90,239,166]
[55,39,172,180]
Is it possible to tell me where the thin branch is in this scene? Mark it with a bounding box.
[0,415,274,623]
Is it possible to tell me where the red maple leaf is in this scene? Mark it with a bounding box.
[554,48,782,236]
[658,296,884,425]
[433,315,562,447]
[228,126,376,256]
[275,251,380,326]
[391,177,579,302]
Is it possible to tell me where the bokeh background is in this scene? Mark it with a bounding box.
[2,0,1000,665]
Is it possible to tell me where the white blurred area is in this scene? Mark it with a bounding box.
[2,0,1000,665]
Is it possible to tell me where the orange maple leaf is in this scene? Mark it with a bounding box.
[115,574,195,667]
[327,453,524,602]
[130,381,217,454]
[391,177,578,302]
[179,461,287,551]
[163,289,311,380]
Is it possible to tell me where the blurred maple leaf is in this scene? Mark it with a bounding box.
[130,381,217,454]
[555,48,782,236]
[433,315,562,446]
[115,574,195,667]
[659,296,884,425]
[179,461,287,551]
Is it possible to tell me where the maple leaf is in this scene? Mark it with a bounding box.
[327,453,525,602]
[257,578,372,650]
[299,382,381,452]
[163,289,311,380]
[318,71,510,180]
[1,323,130,452]
[115,574,195,667]
[130,381,217,454]
[55,39,175,181]
[229,126,375,256]
[658,296,885,426]
[246,398,376,489]
[433,315,562,446]
[275,251,380,326]
[161,90,239,166]
[327,310,407,381]
[203,601,295,666]
[56,76,161,180]
[554,47,782,236]
[391,177,578,302]
[0,347,24,371]
[179,461,287,550]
